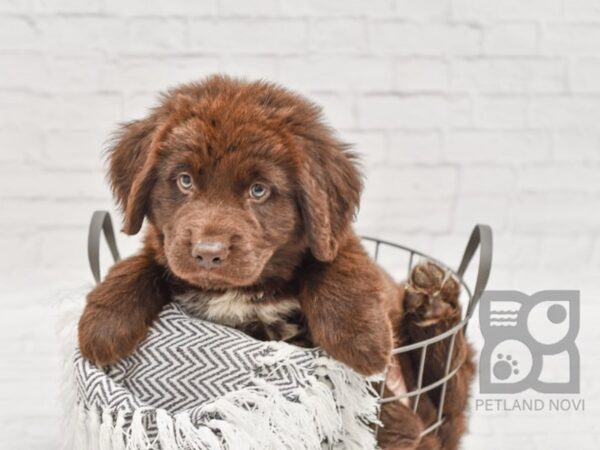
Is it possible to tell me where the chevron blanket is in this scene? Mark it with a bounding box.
[62,302,380,450]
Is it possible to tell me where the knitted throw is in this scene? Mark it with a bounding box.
[63,301,380,450]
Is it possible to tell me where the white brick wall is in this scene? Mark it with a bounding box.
[1,1,599,448]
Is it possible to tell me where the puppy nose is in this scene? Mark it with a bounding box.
[192,241,228,269]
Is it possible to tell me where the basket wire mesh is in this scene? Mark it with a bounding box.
[363,225,493,437]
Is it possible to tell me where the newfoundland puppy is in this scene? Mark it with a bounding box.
[78,75,474,450]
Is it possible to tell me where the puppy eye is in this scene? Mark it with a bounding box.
[249,183,270,201]
[177,173,193,191]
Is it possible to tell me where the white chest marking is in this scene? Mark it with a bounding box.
[175,290,301,328]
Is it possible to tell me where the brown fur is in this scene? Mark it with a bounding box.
[78,75,473,449]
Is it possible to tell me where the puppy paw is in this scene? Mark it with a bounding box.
[78,306,147,367]
[405,261,461,327]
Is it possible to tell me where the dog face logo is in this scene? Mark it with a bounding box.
[479,290,580,394]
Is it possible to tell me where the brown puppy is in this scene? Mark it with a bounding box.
[78,75,473,449]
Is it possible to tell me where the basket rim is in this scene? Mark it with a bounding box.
[361,236,475,353]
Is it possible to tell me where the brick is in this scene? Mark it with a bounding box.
[542,24,600,55]
[45,93,122,129]
[102,0,218,15]
[519,165,600,193]
[102,57,221,93]
[452,0,561,19]
[0,92,49,128]
[451,58,565,93]
[362,167,458,201]
[221,56,279,81]
[33,0,102,14]
[593,239,600,266]
[452,196,508,232]
[0,235,38,272]
[44,54,105,93]
[510,194,600,233]
[0,54,95,95]
[533,428,598,445]
[554,130,600,162]
[280,0,394,17]
[280,56,392,91]
[358,95,449,129]
[0,53,45,90]
[309,19,367,53]
[394,58,449,91]
[0,128,43,163]
[370,22,481,56]
[572,58,600,92]
[388,131,442,164]
[448,95,473,127]
[122,92,161,120]
[459,165,517,195]
[488,233,540,269]
[189,19,307,53]
[220,0,280,15]
[539,236,594,268]
[355,198,453,233]
[564,0,600,17]
[126,18,187,53]
[0,199,112,229]
[393,0,449,19]
[483,23,538,55]
[445,131,551,163]
[37,17,127,53]
[308,93,355,129]
[530,96,600,127]
[0,17,38,51]
[37,228,92,270]
[0,165,109,199]
[474,96,528,129]
[44,128,109,169]
[343,131,388,166]
[0,0,33,13]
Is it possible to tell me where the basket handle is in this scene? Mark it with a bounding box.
[88,210,121,284]
[457,224,493,317]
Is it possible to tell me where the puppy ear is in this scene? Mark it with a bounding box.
[109,93,194,235]
[298,138,363,262]
[108,118,158,235]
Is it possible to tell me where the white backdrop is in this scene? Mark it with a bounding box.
[1,0,599,449]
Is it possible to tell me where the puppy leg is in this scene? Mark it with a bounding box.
[78,251,171,366]
[299,236,394,376]
[403,262,475,450]
[377,385,424,450]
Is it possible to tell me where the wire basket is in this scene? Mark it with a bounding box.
[88,212,492,440]
[362,225,493,437]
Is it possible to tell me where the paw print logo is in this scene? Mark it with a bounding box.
[479,291,579,394]
[494,354,519,380]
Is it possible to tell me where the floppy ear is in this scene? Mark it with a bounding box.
[108,93,195,235]
[108,118,158,235]
[298,137,363,262]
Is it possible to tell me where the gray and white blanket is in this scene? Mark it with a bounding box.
[62,301,380,450]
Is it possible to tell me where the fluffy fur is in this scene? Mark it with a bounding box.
[78,75,474,450]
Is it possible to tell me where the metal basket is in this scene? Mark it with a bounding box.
[363,225,493,437]
[88,212,492,439]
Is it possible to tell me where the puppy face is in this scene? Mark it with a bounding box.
[108,76,362,289]
[152,125,301,288]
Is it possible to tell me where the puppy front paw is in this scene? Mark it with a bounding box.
[405,261,461,327]
[78,306,148,367]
